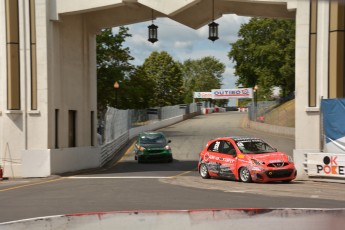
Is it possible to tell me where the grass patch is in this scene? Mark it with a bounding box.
[263,99,295,127]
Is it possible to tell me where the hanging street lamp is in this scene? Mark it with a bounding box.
[148,10,158,43]
[208,0,219,42]
[148,24,158,43]
[208,21,219,42]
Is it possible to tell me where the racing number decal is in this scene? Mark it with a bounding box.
[213,141,220,152]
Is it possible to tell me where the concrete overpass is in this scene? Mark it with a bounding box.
[0,0,344,179]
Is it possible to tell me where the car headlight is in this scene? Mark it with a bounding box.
[138,146,145,151]
[288,156,294,163]
[251,158,263,165]
[164,145,171,150]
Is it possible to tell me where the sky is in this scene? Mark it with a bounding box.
[121,15,250,90]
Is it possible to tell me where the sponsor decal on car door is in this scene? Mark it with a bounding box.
[206,140,237,179]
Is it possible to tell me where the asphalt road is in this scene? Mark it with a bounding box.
[1,112,345,223]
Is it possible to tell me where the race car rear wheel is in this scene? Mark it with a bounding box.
[199,163,210,179]
[239,167,252,183]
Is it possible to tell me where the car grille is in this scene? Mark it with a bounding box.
[144,154,170,161]
[267,162,289,167]
[147,149,165,154]
[265,169,294,178]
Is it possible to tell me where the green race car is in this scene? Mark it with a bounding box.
[134,132,173,163]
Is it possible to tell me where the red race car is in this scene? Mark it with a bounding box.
[198,137,297,183]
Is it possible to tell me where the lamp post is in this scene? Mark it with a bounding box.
[254,85,258,106]
[253,85,258,121]
[114,81,119,108]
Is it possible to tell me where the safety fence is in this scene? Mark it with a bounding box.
[248,92,295,125]
[248,101,279,122]
[99,103,204,166]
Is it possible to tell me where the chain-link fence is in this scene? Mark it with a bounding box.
[104,108,129,143]
[248,101,279,121]
[248,99,295,127]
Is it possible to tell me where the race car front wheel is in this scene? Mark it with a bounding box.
[199,163,210,179]
[239,167,252,183]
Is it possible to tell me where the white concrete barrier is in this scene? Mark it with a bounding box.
[22,147,101,177]
[1,208,344,230]
[246,119,295,138]
[238,107,248,112]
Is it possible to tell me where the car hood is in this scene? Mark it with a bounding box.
[141,143,167,149]
[247,152,289,164]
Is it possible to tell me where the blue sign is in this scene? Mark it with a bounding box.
[321,98,345,153]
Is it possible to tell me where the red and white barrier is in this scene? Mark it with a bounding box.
[1,208,344,230]
[202,108,214,114]
[238,107,248,112]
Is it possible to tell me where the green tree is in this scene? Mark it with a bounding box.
[142,51,184,106]
[180,56,225,104]
[228,18,295,99]
[117,66,155,109]
[97,27,134,112]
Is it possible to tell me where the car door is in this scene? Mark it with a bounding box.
[204,140,223,177]
[217,140,237,179]
[205,140,237,179]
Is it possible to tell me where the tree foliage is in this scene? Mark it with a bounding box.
[228,18,295,99]
[96,28,229,111]
[96,27,134,112]
[142,51,184,106]
[117,66,155,109]
[180,56,225,104]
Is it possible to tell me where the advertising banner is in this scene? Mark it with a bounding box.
[307,99,345,178]
[307,153,345,178]
[193,92,213,99]
[321,98,345,153]
[211,88,253,99]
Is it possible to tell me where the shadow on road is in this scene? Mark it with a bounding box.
[60,159,199,177]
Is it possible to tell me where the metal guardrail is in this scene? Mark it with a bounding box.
[100,132,129,167]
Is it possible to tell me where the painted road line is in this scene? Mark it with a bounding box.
[112,141,136,167]
[0,178,65,192]
[171,168,197,178]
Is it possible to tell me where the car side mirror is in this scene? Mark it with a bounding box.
[168,140,171,143]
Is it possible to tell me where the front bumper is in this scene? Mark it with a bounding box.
[138,151,173,162]
[251,167,297,182]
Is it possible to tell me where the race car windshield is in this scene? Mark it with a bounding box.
[140,134,166,144]
[235,140,276,154]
